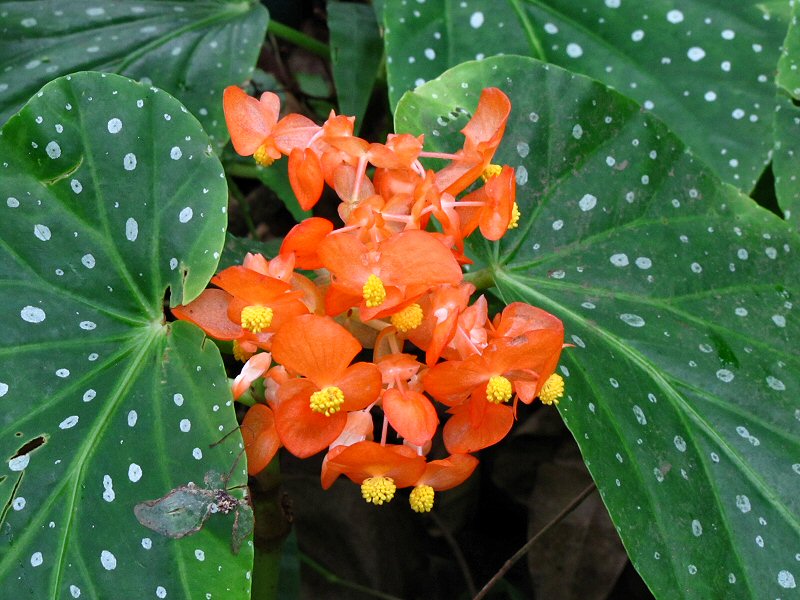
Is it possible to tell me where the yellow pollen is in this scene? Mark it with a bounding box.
[508,202,521,229]
[391,303,423,333]
[309,386,345,416]
[362,274,387,308]
[481,163,503,181]
[361,476,396,505]
[539,373,565,405]
[253,143,275,167]
[486,375,513,404]
[240,305,274,333]
[232,340,253,363]
[409,485,435,513]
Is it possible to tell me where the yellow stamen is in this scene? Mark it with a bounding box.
[362,274,387,308]
[232,340,253,363]
[409,485,435,513]
[361,476,396,505]
[240,305,274,333]
[481,163,503,181]
[391,303,423,333]
[253,143,275,167]
[508,202,521,229]
[309,386,345,416]
[486,375,513,404]
[539,373,565,405]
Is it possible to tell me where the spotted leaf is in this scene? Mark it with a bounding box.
[0,73,252,599]
[0,0,269,147]
[396,56,800,599]
[774,3,800,230]
[384,0,788,190]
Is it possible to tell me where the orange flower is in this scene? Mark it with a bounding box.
[323,441,427,505]
[442,394,514,454]
[270,315,382,458]
[377,354,438,446]
[432,88,511,196]
[319,229,463,320]
[455,165,517,240]
[223,86,319,166]
[423,327,564,407]
[409,454,479,512]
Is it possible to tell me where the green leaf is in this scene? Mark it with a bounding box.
[773,94,800,228]
[396,56,800,599]
[384,0,788,190]
[777,0,800,98]
[774,3,800,229]
[328,1,384,133]
[0,0,269,147]
[0,72,252,598]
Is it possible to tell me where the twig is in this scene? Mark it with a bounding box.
[472,482,597,600]
[430,510,477,597]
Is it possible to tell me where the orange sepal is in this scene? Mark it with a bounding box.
[241,404,281,475]
[232,352,272,400]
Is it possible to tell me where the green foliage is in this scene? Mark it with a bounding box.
[328,1,384,133]
[0,72,252,599]
[383,0,788,191]
[0,0,269,146]
[396,56,800,599]
[774,1,800,229]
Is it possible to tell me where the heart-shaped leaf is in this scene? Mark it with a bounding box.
[0,0,269,146]
[384,0,788,190]
[396,56,800,599]
[0,72,252,598]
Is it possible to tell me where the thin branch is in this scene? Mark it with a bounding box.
[473,482,597,600]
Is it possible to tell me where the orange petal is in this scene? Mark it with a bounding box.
[382,388,439,446]
[337,362,383,411]
[380,230,463,289]
[271,314,361,383]
[211,266,292,304]
[223,86,279,156]
[327,441,426,487]
[289,148,325,211]
[280,217,334,270]
[232,352,272,399]
[241,404,281,475]
[424,357,488,406]
[443,402,513,454]
[275,380,347,458]
[272,113,321,154]
[171,289,241,340]
[417,454,479,491]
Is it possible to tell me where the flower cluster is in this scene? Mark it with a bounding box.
[172,86,565,512]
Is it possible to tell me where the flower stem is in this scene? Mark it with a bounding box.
[462,267,495,291]
[268,20,330,59]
